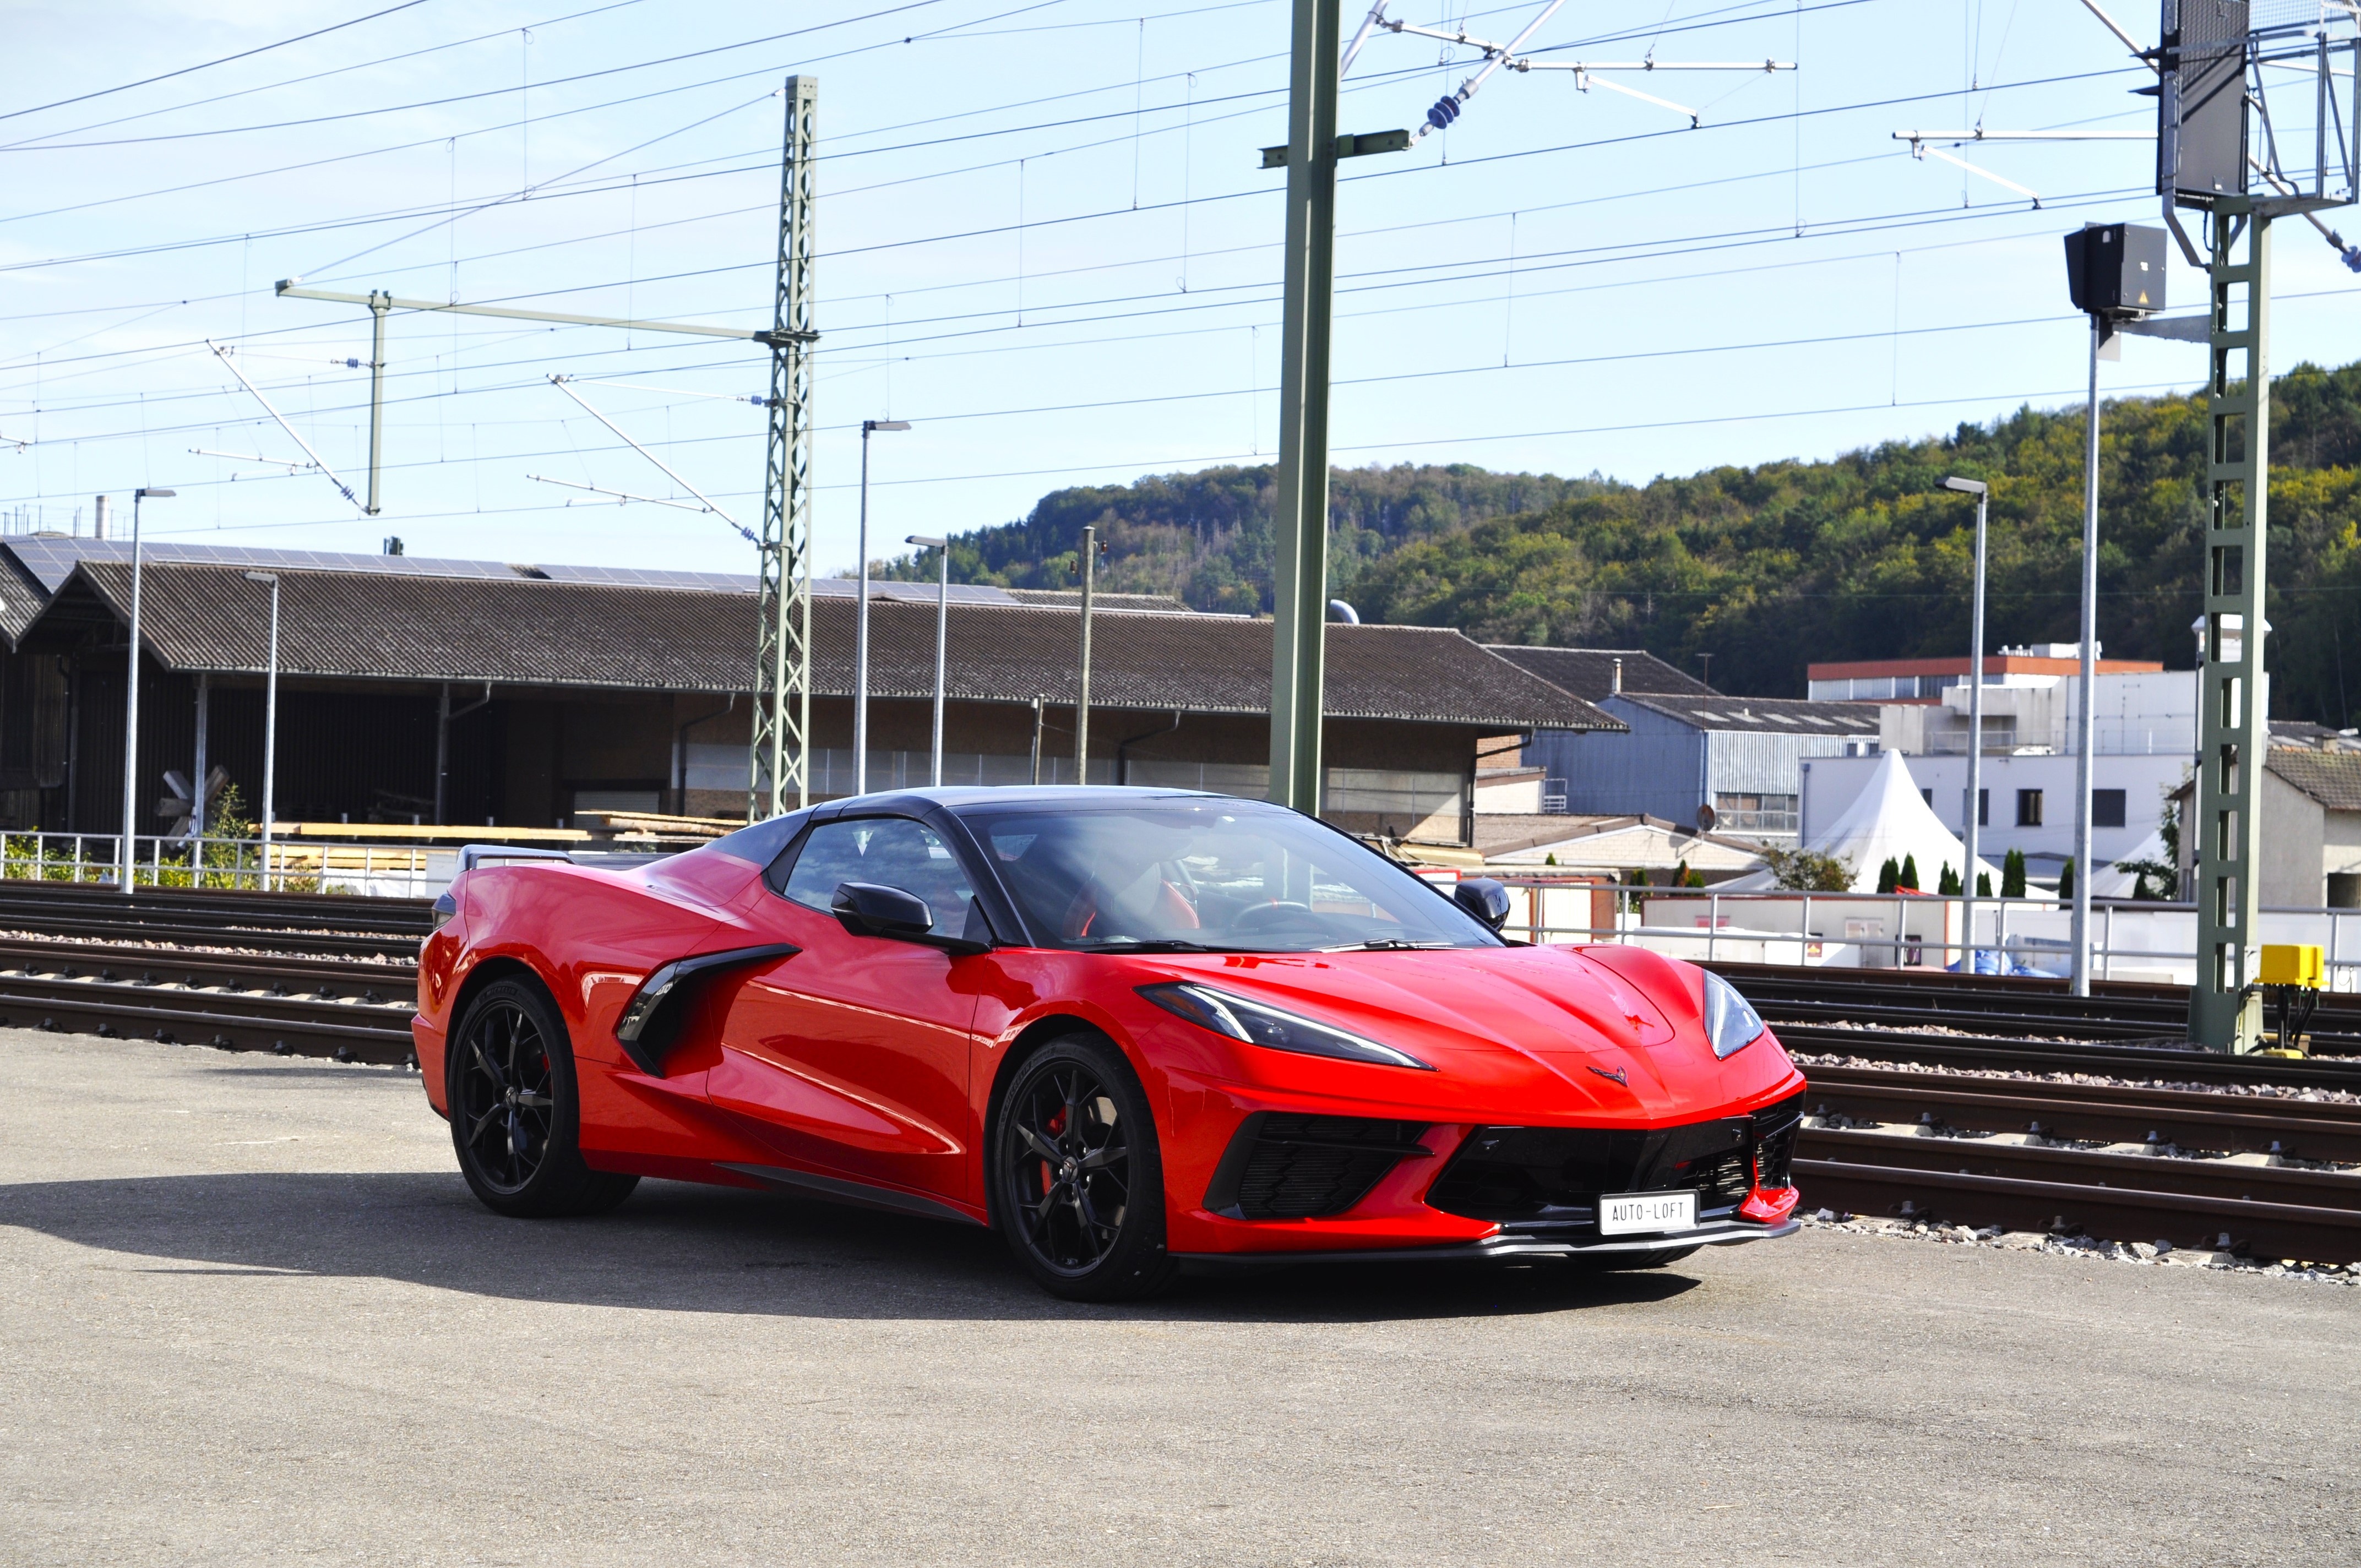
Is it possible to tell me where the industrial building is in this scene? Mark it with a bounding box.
[1485,644,1876,839]
[1801,643,2196,884]
[0,537,1612,847]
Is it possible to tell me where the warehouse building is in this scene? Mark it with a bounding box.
[0,537,1613,847]
[1481,644,1875,838]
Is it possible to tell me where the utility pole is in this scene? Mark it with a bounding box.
[1944,476,1990,963]
[754,75,820,817]
[2190,205,2274,1050]
[2159,3,2360,1049]
[1075,524,1099,784]
[118,486,172,894]
[366,292,389,515]
[1268,0,1343,816]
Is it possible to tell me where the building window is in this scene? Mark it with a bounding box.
[2016,788,2044,827]
[1713,792,1799,832]
[1920,787,1933,807]
[1963,787,1988,827]
[2092,789,2126,828]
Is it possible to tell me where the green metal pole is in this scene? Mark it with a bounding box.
[2189,202,2272,1053]
[365,292,389,516]
[1268,0,1340,815]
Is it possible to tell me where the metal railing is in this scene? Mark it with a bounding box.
[1479,879,2361,992]
[0,831,446,896]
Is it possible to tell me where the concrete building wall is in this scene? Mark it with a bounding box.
[2255,770,2327,906]
[1532,703,1705,821]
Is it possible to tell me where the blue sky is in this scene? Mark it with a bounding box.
[2,0,2355,579]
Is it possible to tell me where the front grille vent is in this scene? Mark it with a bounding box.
[1426,1099,1810,1233]
[1206,1113,1432,1221]
[1751,1092,1805,1190]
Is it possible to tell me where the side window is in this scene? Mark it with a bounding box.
[779,818,978,939]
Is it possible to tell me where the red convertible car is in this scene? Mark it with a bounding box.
[414,787,1803,1299]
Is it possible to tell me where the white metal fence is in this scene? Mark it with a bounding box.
[1479,880,2361,992]
[0,831,456,898]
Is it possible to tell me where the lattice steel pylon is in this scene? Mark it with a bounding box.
[2162,2,2359,1050]
[753,75,820,818]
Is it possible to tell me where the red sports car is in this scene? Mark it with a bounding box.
[414,787,1803,1299]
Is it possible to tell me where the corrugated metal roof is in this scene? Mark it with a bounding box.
[58,560,1607,728]
[0,535,1022,605]
[1487,644,1717,700]
[1611,692,1880,736]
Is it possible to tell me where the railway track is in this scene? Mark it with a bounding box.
[0,886,2349,1259]
[0,879,428,961]
[0,883,424,1060]
[1710,960,2361,1054]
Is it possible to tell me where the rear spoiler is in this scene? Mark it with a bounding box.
[458,844,576,873]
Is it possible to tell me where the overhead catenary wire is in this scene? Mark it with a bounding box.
[0,0,2219,554]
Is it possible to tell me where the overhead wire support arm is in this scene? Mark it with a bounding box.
[524,474,732,514]
[543,375,753,541]
[274,280,812,345]
[1368,4,1789,135]
[203,340,364,512]
[1396,0,1565,140]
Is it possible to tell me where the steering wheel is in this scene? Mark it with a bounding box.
[1232,900,1316,932]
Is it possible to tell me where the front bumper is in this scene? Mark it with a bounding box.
[1174,1216,1800,1267]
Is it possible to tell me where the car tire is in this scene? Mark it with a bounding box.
[993,1033,1179,1302]
[448,976,639,1219]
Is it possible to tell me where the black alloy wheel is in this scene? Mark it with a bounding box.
[448,977,639,1218]
[994,1035,1178,1302]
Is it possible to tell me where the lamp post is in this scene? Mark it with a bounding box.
[2061,221,2166,997]
[1945,475,1990,970]
[118,486,172,894]
[243,571,279,892]
[854,418,911,797]
[905,533,949,787]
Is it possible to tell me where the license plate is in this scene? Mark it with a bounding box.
[1598,1190,1698,1235]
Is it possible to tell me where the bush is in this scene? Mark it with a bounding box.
[1899,853,1920,891]
[1763,846,1856,891]
[2001,848,2028,898]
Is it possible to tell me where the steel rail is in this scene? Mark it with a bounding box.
[1794,1146,2361,1264]
[1800,1063,2361,1163]
[1772,1021,2361,1086]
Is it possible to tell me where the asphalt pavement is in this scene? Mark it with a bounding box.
[2,1029,2353,1567]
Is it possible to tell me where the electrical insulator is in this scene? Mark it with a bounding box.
[1426,96,1461,130]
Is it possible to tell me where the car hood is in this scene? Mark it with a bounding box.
[1143,945,1787,1122]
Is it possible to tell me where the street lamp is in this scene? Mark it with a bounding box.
[118,486,172,894]
[855,418,911,797]
[243,571,280,891]
[905,533,949,787]
[1944,475,1990,969]
[2061,221,2167,995]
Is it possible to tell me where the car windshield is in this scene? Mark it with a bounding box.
[957,800,1503,953]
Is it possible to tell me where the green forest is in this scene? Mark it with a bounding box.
[880,358,2361,725]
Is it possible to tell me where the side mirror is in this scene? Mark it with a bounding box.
[1454,876,1513,932]
[832,881,934,939]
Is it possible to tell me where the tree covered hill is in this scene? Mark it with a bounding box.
[880,464,1603,616]
[883,359,2361,724]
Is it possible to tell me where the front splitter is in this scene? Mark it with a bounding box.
[1173,1217,1799,1268]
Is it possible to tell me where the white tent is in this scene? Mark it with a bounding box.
[2091,825,2170,899]
[1725,749,2002,892]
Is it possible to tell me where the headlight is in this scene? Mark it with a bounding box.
[1701,970,1766,1060]
[1138,982,1434,1071]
